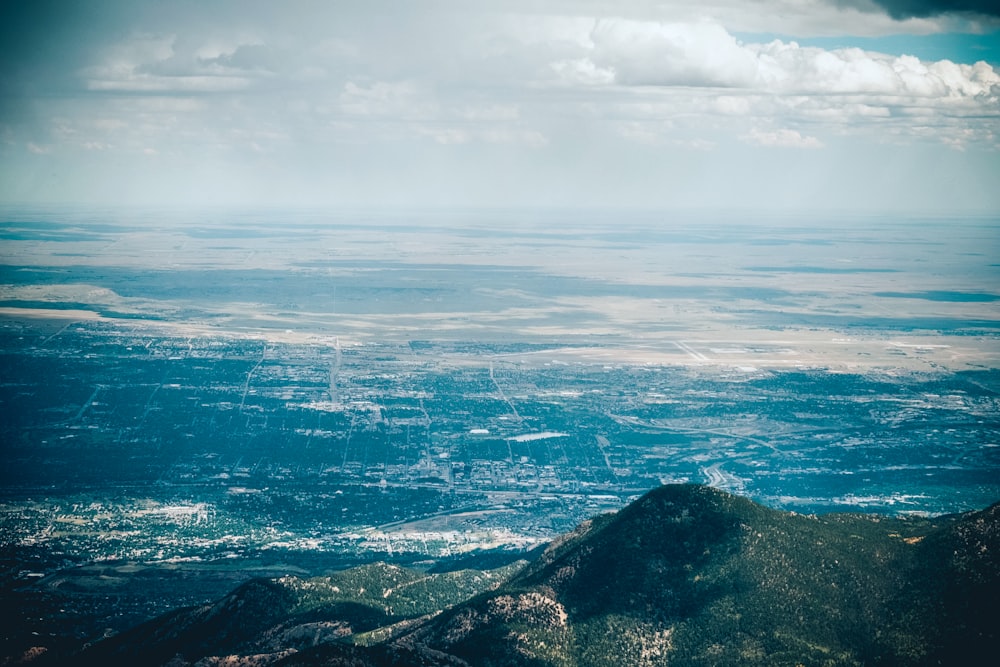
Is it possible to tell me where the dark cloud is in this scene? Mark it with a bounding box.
[0,1,137,81]
[864,0,1000,19]
[0,0,134,122]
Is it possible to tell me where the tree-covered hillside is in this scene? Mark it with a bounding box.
[61,485,998,666]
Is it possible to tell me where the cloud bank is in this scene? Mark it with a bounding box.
[865,0,1000,19]
[0,1,997,210]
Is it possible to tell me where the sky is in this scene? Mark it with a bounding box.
[1,0,999,213]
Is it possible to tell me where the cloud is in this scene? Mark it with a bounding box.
[751,42,1000,96]
[79,32,280,93]
[573,18,1000,101]
[199,43,281,73]
[863,0,1000,19]
[590,19,759,87]
[337,81,547,147]
[1,1,998,209]
[742,128,824,148]
[496,1,961,36]
[339,81,434,118]
[86,76,254,93]
[547,19,999,148]
[549,58,615,86]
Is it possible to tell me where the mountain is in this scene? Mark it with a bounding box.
[61,485,999,666]
[397,484,998,666]
[63,561,523,667]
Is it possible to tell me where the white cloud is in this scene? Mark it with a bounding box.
[549,58,615,86]
[751,41,1000,97]
[3,2,998,209]
[86,75,253,93]
[458,105,520,122]
[714,95,753,115]
[339,81,435,118]
[742,127,824,148]
[541,19,999,149]
[336,80,547,147]
[65,12,1000,154]
[590,19,759,87]
[80,31,289,94]
[573,19,1000,103]
[417,125,548,147]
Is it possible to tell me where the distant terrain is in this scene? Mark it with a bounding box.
[1,210,998,660]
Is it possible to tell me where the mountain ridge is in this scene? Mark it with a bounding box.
[55,485,1000,666]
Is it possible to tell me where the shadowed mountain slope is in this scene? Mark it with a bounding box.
[398,484,998,665]
[68,485,999,666]
[70,562,522,666]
